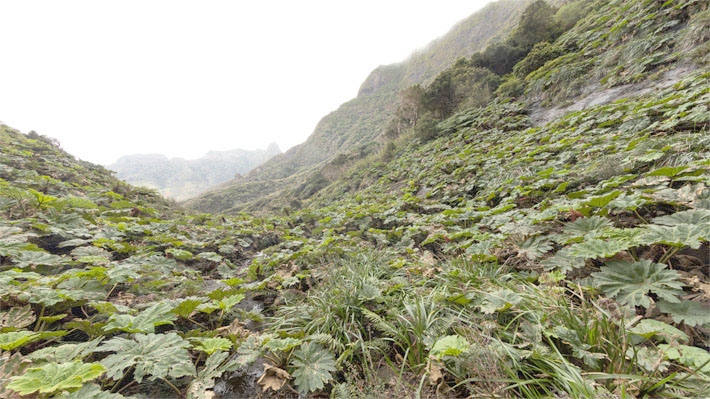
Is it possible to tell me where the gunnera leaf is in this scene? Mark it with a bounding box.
[657,300,710,327]
[563,216,613,238]
[592,259,684,308]
[652,209,710,226]
[480,289,522,314]
[55,383,126,399]
[628,319,689,344]
[430,335,470,360]
[515,235,553,260]
[638,224,710,249]
[97,332,195,383]
[568,238,633,259]
[103,301,176,333]
[290,342,336,394]
[659,344,710,374]
[6,361,105,395]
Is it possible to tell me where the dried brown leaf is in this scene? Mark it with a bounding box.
[257,363,291,392]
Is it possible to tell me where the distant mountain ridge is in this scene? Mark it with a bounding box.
[109,143,280,201]
[186,0,536,213]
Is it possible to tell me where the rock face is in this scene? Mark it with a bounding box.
[109,144,281,201]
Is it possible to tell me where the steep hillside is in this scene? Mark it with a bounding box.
[1,1,709,398]
[109,143,280,201]
[185,0,534,214]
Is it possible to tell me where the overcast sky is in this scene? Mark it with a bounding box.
[0,1,493,165]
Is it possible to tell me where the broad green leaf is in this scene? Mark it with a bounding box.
[106,264,141,284]
[0,331,41,350]
[480,289,522,314]
[592,260,684,308]
[7,361,105,395]
[0,241,27,258]
[608,192,648,211]
[659,344,710,374]
[20,286,65,306]
[583,190,622,208]
[166,248,194,261]
[189,337,233,355]
[638,224,709,249]
[430,335,470,359]
[627,346,669,373]
[219,294,246,311]
[103,301,176,333]
[541,248,586,273]
[563,216,613,238]
[657,300,710,327]
[196,252,223,262]
[55,383,126,399]
[515,235,552,260]
[27,339,103,363]
[290,343,336,394]
[172,297,206,318]
[97,332,196,383]
[13,250,64,268]
[647,166,688,178]
[263,337,302,353]
[652,209,710,226]
[568,238,632,259]
[629,319,689,344]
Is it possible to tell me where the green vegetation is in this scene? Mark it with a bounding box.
[1,0,709,398]
[186,0,536,214]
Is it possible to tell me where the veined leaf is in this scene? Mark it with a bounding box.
[583,190,623,208]
[659,344,710,374]
[657,300,710,327]
[629,319,689,344]
[0,305,35,330]
[480,289,522,314]
[13,250,64,268]
[541,248,586,273]
[647,166,689,178]
[638,223,709,249]
[0,331,41,350]
[189,337,233,355]
[97,332,196,383]
[627,346,669,373]
[430,335,470,360]
[27,339,103,363]
[563,216,613,237]
[290,342,336,394]
[515,235,553,260]
[7,361,105,395]
[263,337,302,353]
[55,383,126,399]
[103,301,176,333]
[568,238,633,259]
[652,209,710,226]
[172,297,206,318]
[592,259,684,308]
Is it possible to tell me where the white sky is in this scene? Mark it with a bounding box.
[0,1,493,165]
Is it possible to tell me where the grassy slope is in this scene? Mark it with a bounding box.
[185,0,532,214]
[1,0,709,398]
